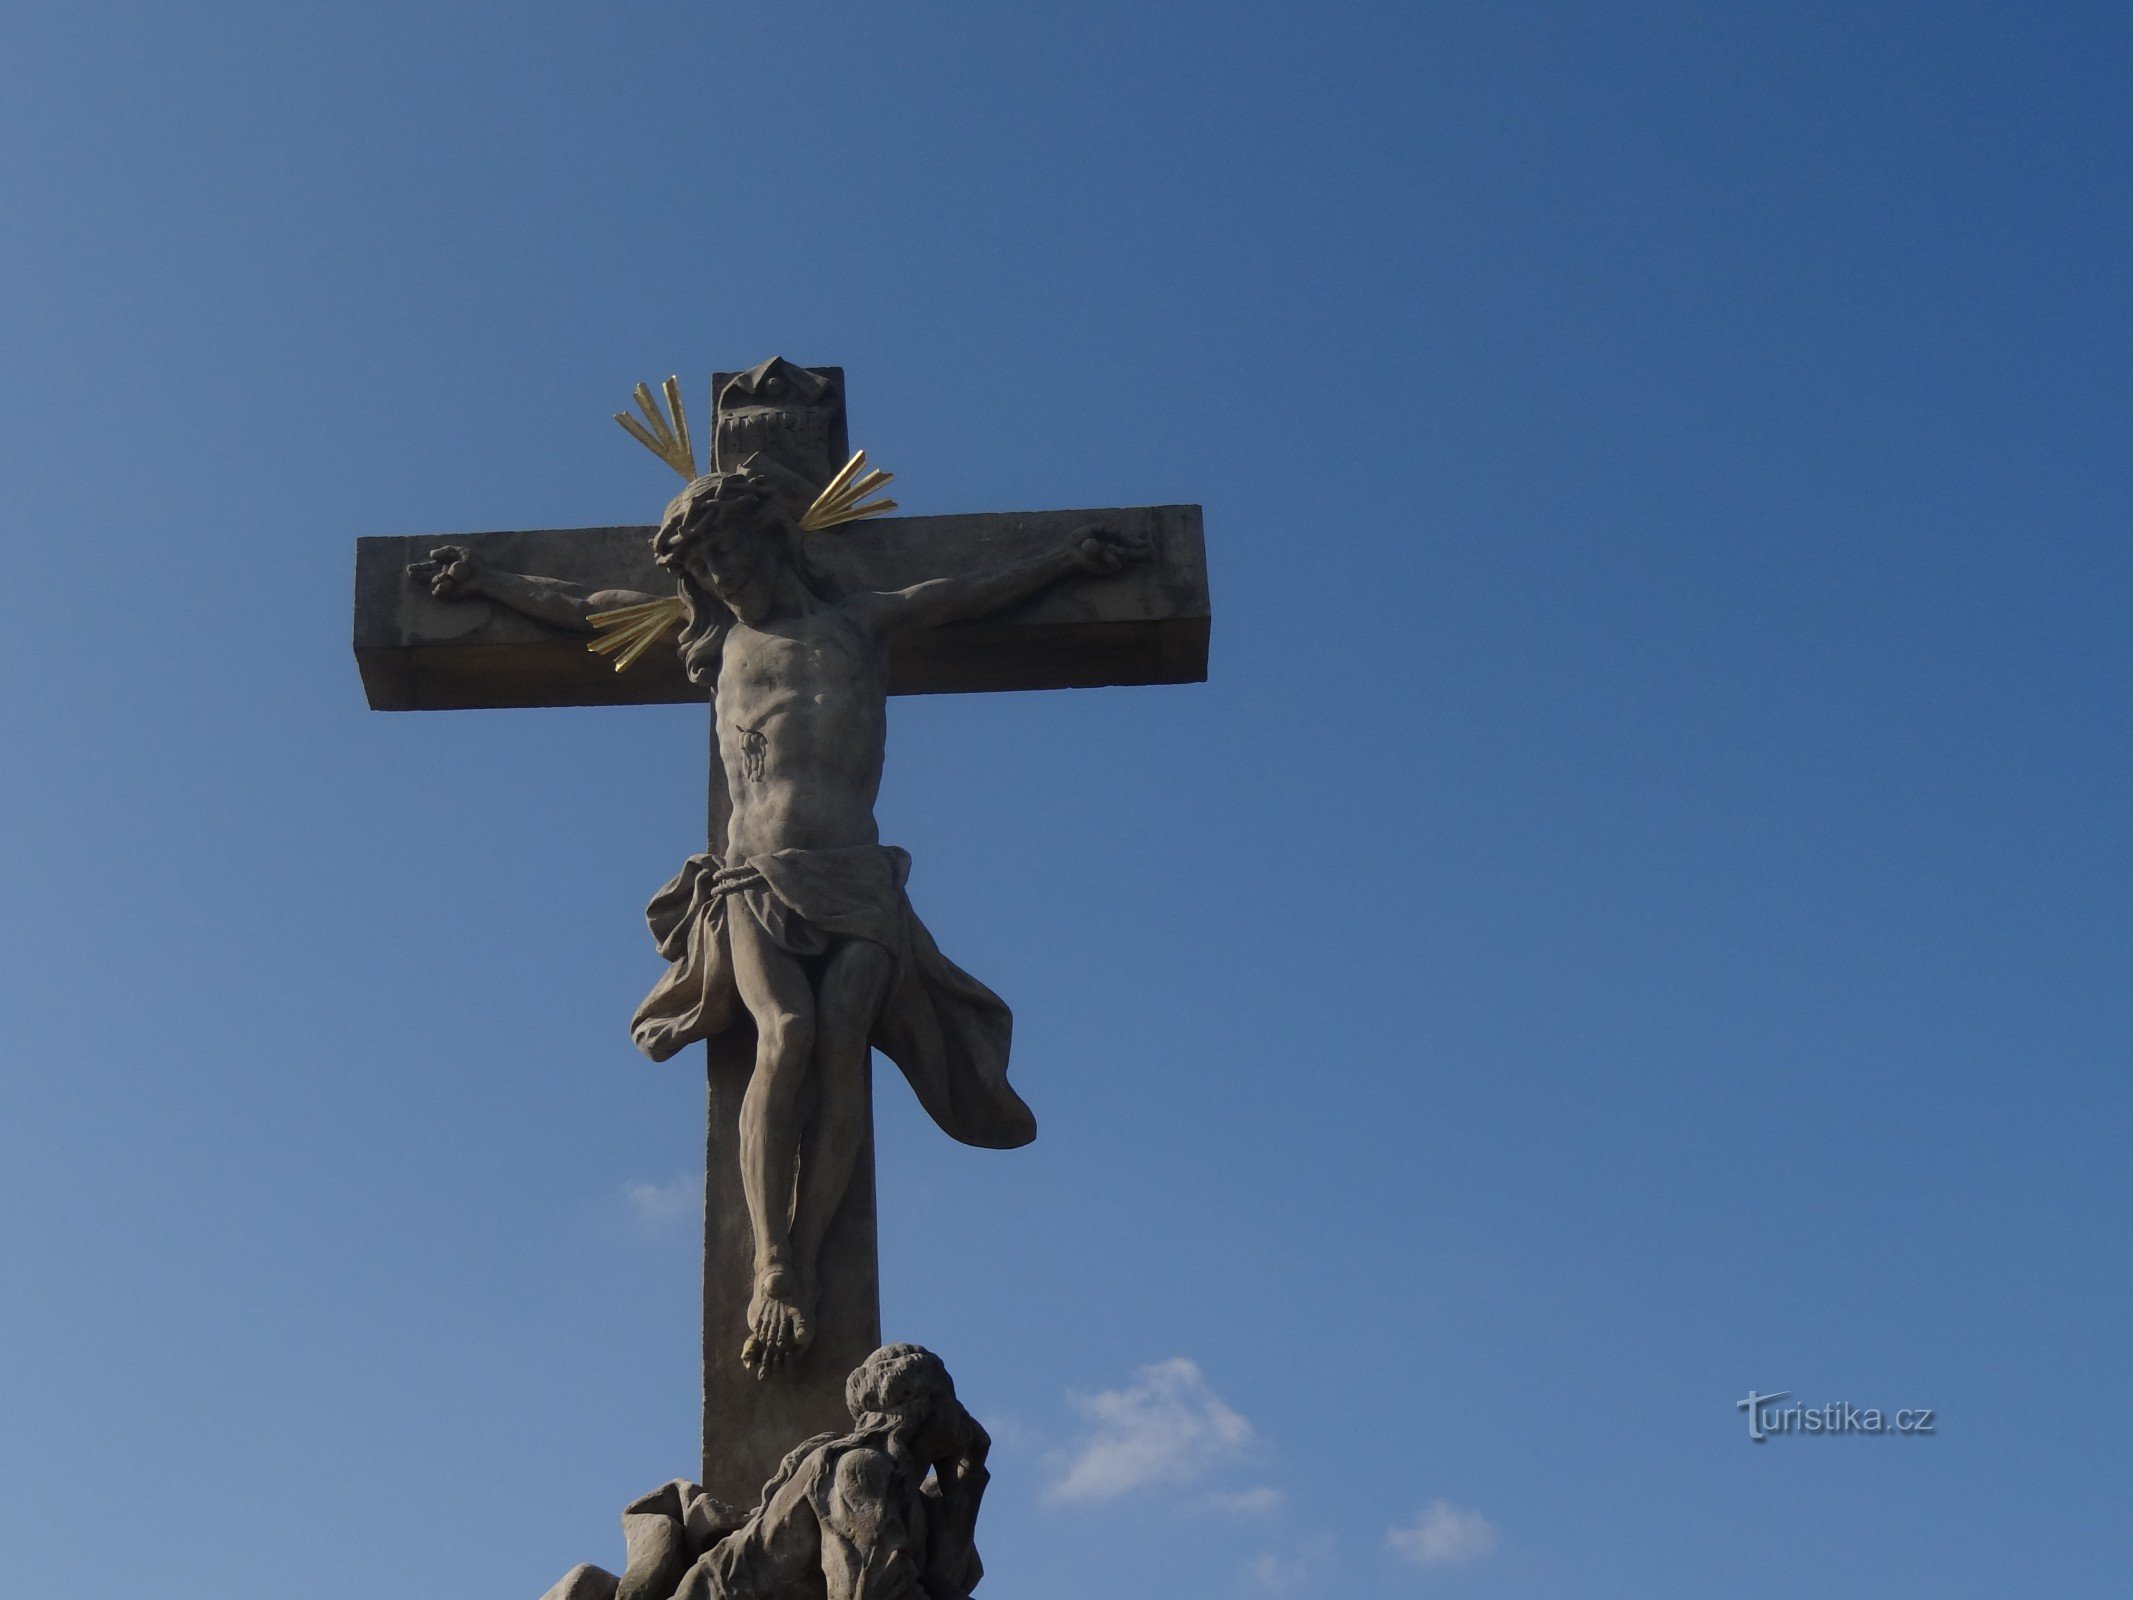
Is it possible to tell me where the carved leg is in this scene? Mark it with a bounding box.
[789,939,894,1315]
[726,908,818,1378]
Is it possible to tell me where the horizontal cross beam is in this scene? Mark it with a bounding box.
[354,504,1208,712]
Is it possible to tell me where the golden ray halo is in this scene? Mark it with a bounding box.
[801,450,898,531]
[613,376,698,480]
[587,596,688,673]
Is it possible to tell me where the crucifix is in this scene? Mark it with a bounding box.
[354,358,1208,1511]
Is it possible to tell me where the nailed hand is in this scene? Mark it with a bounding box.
[407,545,482,600]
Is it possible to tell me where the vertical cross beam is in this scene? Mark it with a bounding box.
[701,1033,879,1503]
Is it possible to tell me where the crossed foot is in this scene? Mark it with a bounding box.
[741,1264,816,1380]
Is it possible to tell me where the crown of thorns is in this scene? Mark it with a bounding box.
[656,468,779,539]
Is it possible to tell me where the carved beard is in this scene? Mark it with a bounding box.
[715,573,773,626]
[675,546,765,627]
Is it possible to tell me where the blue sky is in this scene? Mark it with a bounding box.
[3,2,2129,1595]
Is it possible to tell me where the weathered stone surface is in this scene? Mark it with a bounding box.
[538,1564,617,1600]
[353,504,1208,711]
[698,1038,883,1506]
[546,1345,989,1600]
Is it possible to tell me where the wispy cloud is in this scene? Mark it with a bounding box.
[1387,1500,1498,1568]
[1247,1549,1314,1594]
[1204,1485,1285,1516]
[979,1411,1044,1457]
[626,1176,696,1231]
[1045,1357,1254,1504]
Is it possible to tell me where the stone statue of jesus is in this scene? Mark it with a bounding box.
[596,465,1146,1378]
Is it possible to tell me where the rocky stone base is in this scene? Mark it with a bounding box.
[538,1565,618,1600]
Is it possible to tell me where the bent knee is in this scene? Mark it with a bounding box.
[756,1009,815,1059]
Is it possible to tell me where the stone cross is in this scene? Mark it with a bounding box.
[354,361,1207,1507]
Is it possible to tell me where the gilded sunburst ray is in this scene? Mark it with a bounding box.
[613,376,698,480]
[587,595,688,672]
[801,450,898,531]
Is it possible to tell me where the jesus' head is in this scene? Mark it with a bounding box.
[653,466,816,626]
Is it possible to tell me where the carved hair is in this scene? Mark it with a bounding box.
[845,1343,955,1435]
[652,469,787,567]
[651,468,838,683]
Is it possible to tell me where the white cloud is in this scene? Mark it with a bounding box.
[1045,1357,1254,1504]
[1387,1500,1498,1568]
[979,1411,1044,1457]
[626,1176,696,1230]
[1247,1550,1313,1594]
[1204,1485,1285,1516]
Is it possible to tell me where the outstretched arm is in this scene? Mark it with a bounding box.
[860,527,1148,637]
[407,545,659,634]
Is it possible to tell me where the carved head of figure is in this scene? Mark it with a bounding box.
[845,1343,975,1464]
[653,465,823,627]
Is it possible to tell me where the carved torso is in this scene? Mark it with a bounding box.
[713,599,889,861]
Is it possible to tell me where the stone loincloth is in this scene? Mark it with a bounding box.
[630,844,1034,1150]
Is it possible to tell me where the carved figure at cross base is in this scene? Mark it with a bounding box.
[411,370,1145,1379]
[542,1343,990,1600]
